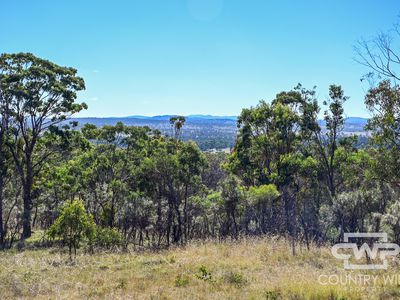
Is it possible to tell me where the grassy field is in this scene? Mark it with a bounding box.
[0,236,400,299]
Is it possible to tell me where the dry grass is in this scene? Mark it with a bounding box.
[0,236,399,299]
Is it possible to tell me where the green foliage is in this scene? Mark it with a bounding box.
[229,85,319,187]
[195,265,213,282]
[100,204,116,227]
[48,200,96,259]
[170,116,186,140]
[365,80,400,184]
[0,52,87,239]
[2,50,400,265]
[95,227,123,249]
[264,289,282,300]
[224,271,247,288]
[175,274,190,287]
[248,184,280,206]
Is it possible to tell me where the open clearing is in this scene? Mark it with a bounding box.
[1,237,400,299]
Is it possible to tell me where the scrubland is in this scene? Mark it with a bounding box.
[1,236,400,299]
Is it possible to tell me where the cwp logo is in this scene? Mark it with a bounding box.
[331,233,400,270]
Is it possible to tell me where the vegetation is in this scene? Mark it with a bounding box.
[1,18,400,299]
[47,200,96,260]
[0,47,400,251]
[0,237,399,299]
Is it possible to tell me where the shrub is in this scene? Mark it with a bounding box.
[48,200,96,259]
[175,274,189,287]
[264,289,281,300]
[195,265,213,281]
[224,271,247,288]
[95,227,123,249]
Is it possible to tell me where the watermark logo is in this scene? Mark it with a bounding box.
[331,232,400,270]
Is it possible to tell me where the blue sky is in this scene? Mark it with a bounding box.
[1,0,399,117]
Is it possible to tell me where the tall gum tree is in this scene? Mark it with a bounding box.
[0,53,86,239]
[0,74,11,246]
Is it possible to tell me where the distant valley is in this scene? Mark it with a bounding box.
[69,115,369,150]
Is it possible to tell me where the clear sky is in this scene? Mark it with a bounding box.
[1,0,399,117]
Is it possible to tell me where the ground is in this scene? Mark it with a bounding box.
[0,236,399,299]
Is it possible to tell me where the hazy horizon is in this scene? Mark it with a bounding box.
[2,0,398,118]
[70,114,369,119]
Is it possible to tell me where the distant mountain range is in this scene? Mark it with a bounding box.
[77,114,367,123]
[122,115,367,124]
[344,117,369,125]
[319,117,368,126]
[68,115,369,150]
[124,115,238,121]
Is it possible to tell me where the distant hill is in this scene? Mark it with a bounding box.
[186,115,237,121]
[124,115,366,123]
[68,115,369,151]
[69,116,237,151]
[125,114,237,121]
[345,117,368,125]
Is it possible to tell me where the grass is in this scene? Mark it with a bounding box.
[0,236,399,299]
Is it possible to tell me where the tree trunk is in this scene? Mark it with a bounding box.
[283,186,296,255]
[291,198,296,256]
[231,210,238,238]
[21,164,33,239]
[174,202,182,244]
[22,190,33,239]
[328,170,335,197]
[183,185,188,244]
[69,240,72,261]
[0,131,6,248]
[0,177,4,248]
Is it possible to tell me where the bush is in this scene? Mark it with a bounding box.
[224,271,247,288]
[95,227,123,249]
[48,200,96,259]
[175,274,189,287]
[264,289,281,300]
[195,265,213,282]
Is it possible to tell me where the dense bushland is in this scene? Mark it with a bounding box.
[0,40,400,255]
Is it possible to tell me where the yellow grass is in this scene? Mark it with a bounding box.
[0,236,399,299]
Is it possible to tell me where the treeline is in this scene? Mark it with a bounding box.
[0,45,399,253]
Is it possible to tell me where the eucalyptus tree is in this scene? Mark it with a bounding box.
[227,86,322,253]
[355,18,400,83]
[220,175,243,238]
[0,80,11,247]
[312,85,349,197]
[0,53,86,238]
[137,135,207,246]
[201,152,227,190]
[364,81,400,186]
[246,184,280,234]
[58,123,150,228]
[169,116,186,140]
[36,126,92,229]
[48,199,96,260]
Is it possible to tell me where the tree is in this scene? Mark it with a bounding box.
[364,80,400,186]
[0,53,86,238]
[221,175,242,238]
[247,184,280,234]
[313,85,349,197]
[228,85,320,251]
[201,152,227,190]
[48,200,96,260]
[355,19,400,83]
[169,116,186,140]
[0,77,10,247]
